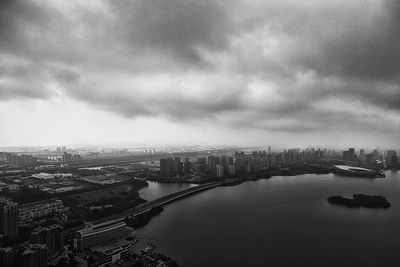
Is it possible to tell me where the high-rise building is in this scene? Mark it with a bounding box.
[159,158,176,177]
[215,164,224,177]
[0,199,19,241]
[244,157,252,173]
[177,162,184,177]
[31,224,63,258]
[174,157,183,176]
[227,165,236,176]
[208,156,217,176]
[359,149,366,163]
[343,148,356,162]
[0,247,14,267]
[21,244,47,267]
[184,158,191,175]
[62,152,72,163]
[391,155,398,168]
[221,157,228,172]
[160,158,169,177]
[197,157,207,172]
[386,150,397,168]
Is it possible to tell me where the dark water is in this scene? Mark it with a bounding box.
[136,172,400,266]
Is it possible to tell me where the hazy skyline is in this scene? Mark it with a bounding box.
[1,0,399,148]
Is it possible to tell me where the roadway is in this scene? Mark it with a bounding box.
[90,182,222,225]
[129,182,221,216]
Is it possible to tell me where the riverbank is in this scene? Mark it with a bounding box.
[133,171,400,266]
[90,167,395,229]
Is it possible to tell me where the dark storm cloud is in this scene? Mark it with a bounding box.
[60,74,246,120]
[0,0,399,138]
[294,1,400,81]
[110,0,233,64]
[0,0,50,52]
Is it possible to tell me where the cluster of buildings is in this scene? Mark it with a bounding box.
[160,157,192,177]
[1,243,48,267]
[0,152,38,168]
[0,199,19,241]
[61,152,83,164]
[159,147,399,179]
[159,147,328,178]
[0,230,63,267]
[0,183,19,193]
[0,147,85,170]
[55,147,67,154]
[26,172,85,194]
[19,199,69,222]
[385,150,398,168]
[30,225,63,258]
[343,148,398,169]
[0,198,66,267]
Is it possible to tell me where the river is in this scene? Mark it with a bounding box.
[136,171,400,266]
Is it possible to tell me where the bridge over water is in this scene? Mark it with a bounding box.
[90,182,222,224]
[129,182,222,217]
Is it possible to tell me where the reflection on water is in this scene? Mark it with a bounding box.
[136,171,400,266]
[139,181,196,201]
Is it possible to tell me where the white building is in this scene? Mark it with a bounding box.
[216,164,224,177]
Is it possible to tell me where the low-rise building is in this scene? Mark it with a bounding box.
[80,175,119,185]
[0,183,19,193]
[19,199,68,222]
[32,173,55,181]
[75,220,135,250]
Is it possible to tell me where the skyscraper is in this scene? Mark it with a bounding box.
[216,165,224,177]
[160,158,169,177]
[184,158,191,174]
[159,158,177,177]
[386,150,397,168]
[0,199,19,241]
[21,244,47,267]
[30,224,63,258]
[343,148,356,162]
[0,247,14,267]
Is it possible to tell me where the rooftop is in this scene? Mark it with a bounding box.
[335,165,373,173]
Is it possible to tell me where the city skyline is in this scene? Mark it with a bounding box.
[1,0,400,148]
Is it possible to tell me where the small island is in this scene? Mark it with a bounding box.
[327,194,391,208]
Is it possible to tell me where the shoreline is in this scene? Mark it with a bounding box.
[73,169,395,231]
[130,169,395,229]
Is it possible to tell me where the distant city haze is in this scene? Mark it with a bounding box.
[0,0,399,148]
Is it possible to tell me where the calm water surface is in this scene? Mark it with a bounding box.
[139,181,195,201]
[136,172,400,266]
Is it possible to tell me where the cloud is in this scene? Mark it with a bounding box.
[110,0,233,65]
[0,0,399,145]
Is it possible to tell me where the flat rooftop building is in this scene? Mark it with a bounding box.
[76,220,135,250]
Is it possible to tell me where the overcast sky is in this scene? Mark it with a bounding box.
[0,0,399,148]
